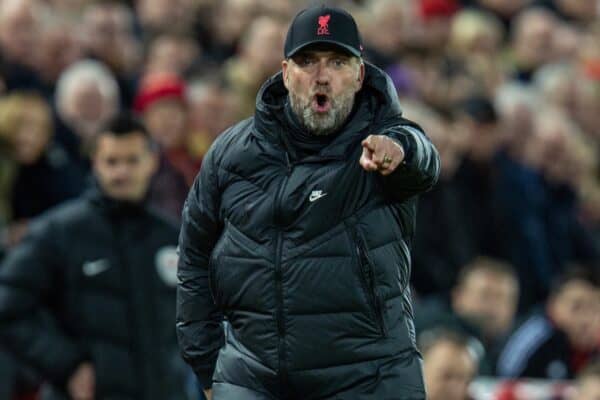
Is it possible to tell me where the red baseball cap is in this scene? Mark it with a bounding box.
[419,0,460,20]
[133,73,186,113]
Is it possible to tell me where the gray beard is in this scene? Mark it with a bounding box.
[288,90,355,136]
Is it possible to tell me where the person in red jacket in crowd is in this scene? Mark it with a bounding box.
[134,73,200,221]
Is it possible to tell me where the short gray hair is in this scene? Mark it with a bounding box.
[55,59,119,118]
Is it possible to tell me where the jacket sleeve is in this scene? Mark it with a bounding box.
[382,124,440,201]
[0,219,87,388]
[176,147,224,388]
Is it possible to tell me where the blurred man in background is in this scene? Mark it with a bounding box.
[0,114,189,400]
[79,1,141,106]
[0,0,44,92]
[421,329,478,400]
[407,100,470,295]
[53,59,120,169]
[416,256,519,374]
[134,72,197,220]
[498,267,600,379]
[224,14,287,118]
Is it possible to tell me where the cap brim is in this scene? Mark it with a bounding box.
[286,40,361,58]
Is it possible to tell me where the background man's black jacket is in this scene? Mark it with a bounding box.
[177,63,440,399]
[0,189,188,400]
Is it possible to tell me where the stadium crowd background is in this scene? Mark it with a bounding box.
[0,0,598,399]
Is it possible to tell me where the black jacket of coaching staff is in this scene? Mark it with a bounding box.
[177,6,441,400]
[0,114,188,400]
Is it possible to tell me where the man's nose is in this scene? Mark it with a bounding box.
[113,162,131,178]
[315,61,330,85]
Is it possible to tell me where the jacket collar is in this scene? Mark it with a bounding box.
[86,182,148,219]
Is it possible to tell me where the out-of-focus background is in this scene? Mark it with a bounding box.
[0,0,598,399]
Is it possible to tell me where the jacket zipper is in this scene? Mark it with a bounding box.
[353,231,387,337]
[111,220,147,398]
[273,152,292,395]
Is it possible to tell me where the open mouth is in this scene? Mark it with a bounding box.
[312,93,331,113]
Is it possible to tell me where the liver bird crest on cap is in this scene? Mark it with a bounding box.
[317,14,330,35]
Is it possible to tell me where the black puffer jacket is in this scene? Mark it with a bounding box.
[177,63,440,399]
[0,189,188,400]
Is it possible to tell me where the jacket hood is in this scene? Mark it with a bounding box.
[254,62,403,144]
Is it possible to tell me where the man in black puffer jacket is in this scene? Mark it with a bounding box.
[177,6,440,400]
[0,114,189,400]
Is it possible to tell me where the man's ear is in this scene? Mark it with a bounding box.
[358,62,365,85]
[282,59,289,89]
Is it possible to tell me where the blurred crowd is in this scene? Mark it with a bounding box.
[0,0,599,399]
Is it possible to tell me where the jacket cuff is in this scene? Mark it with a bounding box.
[387,132,414,165]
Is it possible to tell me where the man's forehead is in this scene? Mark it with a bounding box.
[95,131,151,152]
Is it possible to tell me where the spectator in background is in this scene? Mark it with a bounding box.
[416,257,519,374]
[203,0,260,63]
[135,0,201,38]
[134,73,196,220]
[464,0,528,29]
[570,361,600,400]
[533,0,599,24]
[494,81,538,162]
[447,9,506,96]
[224,15,286,118]
[495,107,599,303]
[451,258,519,372]
[360,0,411,69]
[405,100,473,295]
[553,25,581,66]
[421,329,478,400]
[34,14,83,95]
[0,0,45,92]
[453,96,506,259]
[0,113,190,400]
[498,267,600,380]
[80,2,142,106]
[510,8,558,82]
[533,63,577,116]
[54,59,120,169]
[574,26,600,141]
[45,0,89,16]
[405,0,470,111]
[0,91,85,251]
[416,0,461,52]
[493,84,548,305]
[186,77,239,161]
[145,33,202,77]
